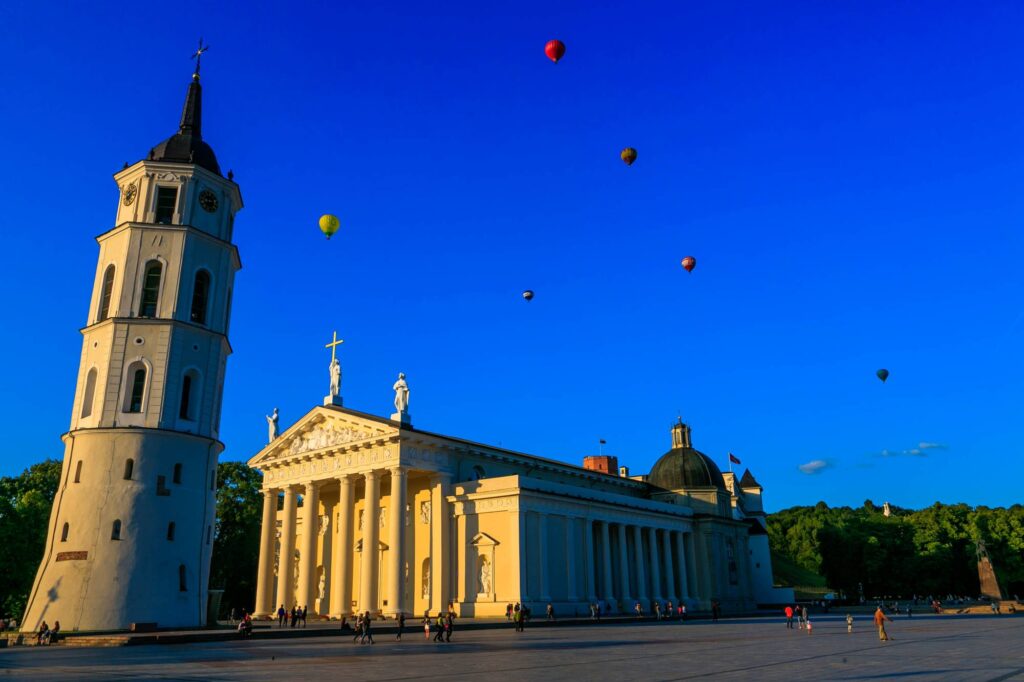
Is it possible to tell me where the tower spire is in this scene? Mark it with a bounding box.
[179,40,208,138]
[191,38,209,81]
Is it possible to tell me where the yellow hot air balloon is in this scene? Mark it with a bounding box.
[621,147,638,166]
[319,214,340,239]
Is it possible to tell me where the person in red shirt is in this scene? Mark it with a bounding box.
[874,606,893,641]
[784,605,794,629]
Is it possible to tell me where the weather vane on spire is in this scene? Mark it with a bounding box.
[191,38,210,80]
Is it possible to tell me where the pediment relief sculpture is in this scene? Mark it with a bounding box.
[285,421,375,457]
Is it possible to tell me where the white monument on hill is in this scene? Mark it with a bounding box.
[21,46,243,632]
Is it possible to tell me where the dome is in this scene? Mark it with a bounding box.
[647,421,726,490]
[148,75,221,176]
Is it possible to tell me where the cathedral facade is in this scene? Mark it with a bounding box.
[22,59,241,632]
[249,399,791,619]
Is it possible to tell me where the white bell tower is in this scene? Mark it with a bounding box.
[22,48,243,631]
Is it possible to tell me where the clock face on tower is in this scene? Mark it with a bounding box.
[198,189,219,213]
[122,183,137,206]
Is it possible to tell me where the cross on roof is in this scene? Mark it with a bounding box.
[325,330,344,363]
[192,38,210,79]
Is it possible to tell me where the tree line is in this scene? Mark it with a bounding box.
[767,500,1024,600]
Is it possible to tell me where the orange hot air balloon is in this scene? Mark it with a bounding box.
[621,147,637,166]
[681,256,696,273]
[545,39,566,63]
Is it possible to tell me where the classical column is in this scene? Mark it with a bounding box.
[538,512,551,601]
[599,520,614,604]
[430,473,452,613]
[276,485,298,609]
[387,467,407,616]
[565,517,578,601]
[518,511,531,604]
[583,519,596,603]
[297,481,320,610]
[676,531,690,600]
[331,475,354,615]
[649,528,663,604]
[254,488,278,616]
[632,525,647,607]
[616,522,632,604]
[359,470,381,613]
[662,529,677,603]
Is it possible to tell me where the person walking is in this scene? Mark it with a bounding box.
[396,611,405,641]
[445,611,454,642]
[785,605,794,629]
[361,612,375,644]
[300,605,307,628]
[797,604,805,629]
[423,610,431,640]
[353,613,364,643]
[277,605,286,628]
[874,606,893,641]
[680,604,687,621]
[506,603,513,621]
[712,601,720,622]
[514,607,524,632]
[546,603,555,621]
[846,613,854,633]
[433,613,446,642]
[806,618,813,635]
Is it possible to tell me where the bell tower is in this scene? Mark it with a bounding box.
[22,49,243,631]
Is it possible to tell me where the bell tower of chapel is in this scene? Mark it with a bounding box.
[22,51,243,631]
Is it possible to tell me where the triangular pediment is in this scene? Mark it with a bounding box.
[247,405,399,468]
[470,532,499,547]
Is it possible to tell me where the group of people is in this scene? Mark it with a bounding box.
[275,604,309,628]
[634,600,691,621]
[350,611,377,644]
[35,620,60,645]
[504,602,531,630]
[424,606,456,641]
[783,605,810,630]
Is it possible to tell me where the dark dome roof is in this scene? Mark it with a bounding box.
[148,75,221,175]
[648,446,726,490]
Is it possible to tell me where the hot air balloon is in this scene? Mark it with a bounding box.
[621,147,637,166]
[522,290,534,301]
[681,256,696,273]
[545,40,566,63]
[319,214,340,240]
[876,369,889,383]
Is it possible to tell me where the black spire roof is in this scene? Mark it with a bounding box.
[149,71,221,175]
[738,469,761,488]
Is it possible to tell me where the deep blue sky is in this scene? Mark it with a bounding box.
[2,2,1022,511]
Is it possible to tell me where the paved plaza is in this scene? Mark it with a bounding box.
[1,614,1021,681]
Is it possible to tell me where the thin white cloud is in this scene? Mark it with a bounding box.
[878,442,946,458]
[918,442,948,450]
[799,459,831,475]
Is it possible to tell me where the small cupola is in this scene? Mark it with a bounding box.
[670,418,692,448]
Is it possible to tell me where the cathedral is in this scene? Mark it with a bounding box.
[22,51,241,632]
[248,376,792,619]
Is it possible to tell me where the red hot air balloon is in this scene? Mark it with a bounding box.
[681,256,696,273]
[545,40,566,63]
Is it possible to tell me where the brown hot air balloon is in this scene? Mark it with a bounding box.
[681,256,696,273]
[621,147,638,166]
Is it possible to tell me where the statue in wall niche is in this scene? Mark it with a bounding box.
[420,501,431,525]
[318,570,326,601]
[422,561,431,599]
[379,508,387,528]
[358,510,364,531]
[393,373,410,413]
[479,557,491,595]
[318,514,329,536]
[266,407,280,443]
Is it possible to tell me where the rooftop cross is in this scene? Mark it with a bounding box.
[191,38,210,80]
[325,330,344,363]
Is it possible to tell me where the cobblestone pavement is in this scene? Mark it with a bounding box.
[1,614,1021,681]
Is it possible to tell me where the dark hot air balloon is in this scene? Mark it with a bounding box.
[681,256,696,273]
[876,369,889,383]
[522,290,534,301]
[621,147,637,166]
[545,40,566,63]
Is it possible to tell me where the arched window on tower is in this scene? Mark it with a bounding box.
[124,364,147,413]
[173,463,182,485]
[190,270,210,325]
[167,522,175,541]
[111,519,122,540]
[74,461,82,483]
[61,522,69,542]
[179,564,187,591]
[81,368,97,419]
[139,260,162,317]
[123,458,134,480]
[98,265,115,321]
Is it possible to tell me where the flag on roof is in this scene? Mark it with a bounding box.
[729,453,741,465]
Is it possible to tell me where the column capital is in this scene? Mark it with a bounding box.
[262,488,278,498]
[363,469,382,481]
[388,465,407,477]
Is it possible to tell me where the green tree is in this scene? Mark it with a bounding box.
[0,459,62,618]
[209,461,263,617]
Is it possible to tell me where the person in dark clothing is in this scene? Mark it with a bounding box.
[434,613,446,642]
[277,605,286,627]
[353,614,364,643]
[396,612,405,641]
[290,606,298,628]
[300,605,307,628]
[361,612,374,644]
[445,612,453,642]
